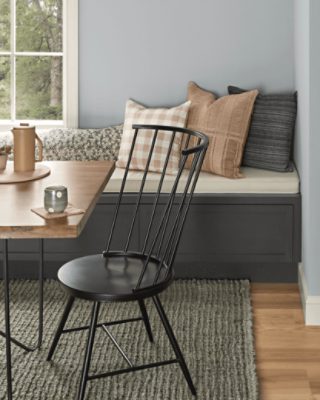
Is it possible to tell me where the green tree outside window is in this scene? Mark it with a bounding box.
[0,0,63,121]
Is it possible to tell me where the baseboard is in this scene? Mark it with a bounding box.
[298,263,320,325]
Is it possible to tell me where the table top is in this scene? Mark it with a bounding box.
[0,161,115,239]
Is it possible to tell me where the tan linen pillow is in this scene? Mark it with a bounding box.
[116,99,191,174]
[187,82,258,178]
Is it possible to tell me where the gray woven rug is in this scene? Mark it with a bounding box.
[0,280,258,399]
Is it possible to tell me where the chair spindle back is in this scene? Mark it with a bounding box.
[103,124,208,290]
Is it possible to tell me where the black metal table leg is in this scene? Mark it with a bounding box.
[1,238,45,400]
[38,238,44,348]
[3,239,13,400]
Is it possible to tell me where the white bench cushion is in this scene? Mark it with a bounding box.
[104,166,300,194]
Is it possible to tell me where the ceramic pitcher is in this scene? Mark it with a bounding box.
[12,124,43,172]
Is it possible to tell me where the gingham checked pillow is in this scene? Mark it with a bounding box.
[116,99,191,174]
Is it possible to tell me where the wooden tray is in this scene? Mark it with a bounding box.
[0,162,50,184]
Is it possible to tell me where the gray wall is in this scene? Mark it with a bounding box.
[309,0,320,296]
[79,0,294,128]
[294,0,320,296]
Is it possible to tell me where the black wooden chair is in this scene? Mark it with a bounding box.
[47,124,208,400]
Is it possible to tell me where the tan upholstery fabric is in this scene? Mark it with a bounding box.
[187,82,258,178]
[116,99,191,174]
[104,166,300,194]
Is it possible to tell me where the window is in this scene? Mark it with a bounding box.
[0,0,78,128]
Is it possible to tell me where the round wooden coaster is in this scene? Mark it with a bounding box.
[0,162,51,184]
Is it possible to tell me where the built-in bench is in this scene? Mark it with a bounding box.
[0,127,301,282]
[100,166,301,282]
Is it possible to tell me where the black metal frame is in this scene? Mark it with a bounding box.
[48,125,208,399]
[1,238,44,400]
[47,294,196,399]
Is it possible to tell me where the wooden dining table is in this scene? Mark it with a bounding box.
[0,160,115,400]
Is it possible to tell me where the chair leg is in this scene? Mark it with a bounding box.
[78,302,100,400]
[153,295,196,396]
[138,299,154,343]
[47,296,75,361]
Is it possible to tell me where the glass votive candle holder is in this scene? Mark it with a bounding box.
[44,186,68,213]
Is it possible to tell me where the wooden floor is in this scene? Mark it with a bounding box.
[252,284,320,400]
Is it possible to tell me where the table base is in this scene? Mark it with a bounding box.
[1,239,44,400]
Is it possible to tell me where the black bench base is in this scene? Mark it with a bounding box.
[0,193,301,283]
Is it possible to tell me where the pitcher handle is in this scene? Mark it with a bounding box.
[35,133,43,162]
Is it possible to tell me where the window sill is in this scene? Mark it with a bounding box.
[0,121,64,132]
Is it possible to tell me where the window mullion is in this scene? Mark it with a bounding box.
[10,0,16,122]
[14,52,63,57]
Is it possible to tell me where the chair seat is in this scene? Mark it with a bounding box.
[58,253,172,302]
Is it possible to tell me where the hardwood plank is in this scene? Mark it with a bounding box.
[252,283,320,399]
[258,369,312,400]
[0,161,114,239]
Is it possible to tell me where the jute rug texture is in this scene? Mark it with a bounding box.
[0,280,258,399]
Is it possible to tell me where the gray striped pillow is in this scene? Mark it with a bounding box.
[228,86,297,172]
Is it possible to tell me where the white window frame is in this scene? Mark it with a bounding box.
[0,0,78,131]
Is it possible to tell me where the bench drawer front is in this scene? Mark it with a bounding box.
[179,204,293,263]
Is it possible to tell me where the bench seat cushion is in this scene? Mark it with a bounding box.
[105,166,300,194]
